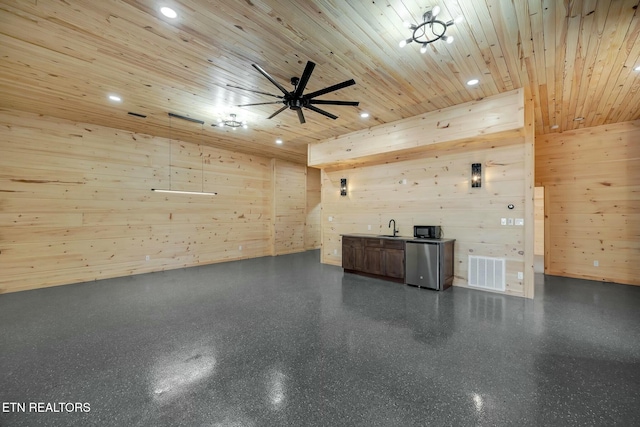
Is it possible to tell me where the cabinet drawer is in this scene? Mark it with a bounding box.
[383,240,405,250]
[343,236,362,247]
[364,238,384,248]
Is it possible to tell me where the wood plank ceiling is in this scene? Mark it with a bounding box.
[1,0,639,164]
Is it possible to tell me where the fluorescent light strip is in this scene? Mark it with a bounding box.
[152,189,217,196]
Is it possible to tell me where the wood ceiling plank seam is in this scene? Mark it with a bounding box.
[520,0,545,135]
[455,0,504,94]
[484,0,523,91]
[434,2,496,100]
[541,0,558,132]
[468,0,513,93]
[607,43,640,123]
[568,0,601,130]
[552,0,569,133]
[594,2,640,125]
[583,0,634,127]
[560,3,582,132]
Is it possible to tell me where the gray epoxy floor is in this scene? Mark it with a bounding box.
[1,250,639,426]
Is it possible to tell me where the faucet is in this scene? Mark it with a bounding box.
[388,219,399,237]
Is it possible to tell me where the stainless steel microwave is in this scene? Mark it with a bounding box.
[414,225,442,239]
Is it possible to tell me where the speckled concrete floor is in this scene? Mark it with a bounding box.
[1,250,639,426]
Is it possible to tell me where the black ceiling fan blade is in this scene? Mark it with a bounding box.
[309,100,360,106]
[267,105,288,119]
[293,61,316,98]
[305,105,338,120]
[226,84,284,99]
[236,101,284,107]
[297,108,306,124]
[304,79,356,99]
[252,64,290,96]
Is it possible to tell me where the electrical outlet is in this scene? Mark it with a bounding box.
[328,216,333,222]
[517,272,523,280]
[515,218,524,226]
[401,179,407,185]
[333,249,337,255]
[145,255,150,261]
[507,218,514,226]
[238,245,242,251]
[593,260,599,267]
[501,218,507,225]
[367,225,371,230]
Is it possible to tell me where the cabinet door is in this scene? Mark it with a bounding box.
[342,237,363,271]
[383,249,405,279]
[364,247,384,275]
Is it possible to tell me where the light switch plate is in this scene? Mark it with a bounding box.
[515,218,524,226]
[367,225,371,230]
[328,216,333,222]
[507,218,514,225]
[501,218,507,225]
[517,272,523,280]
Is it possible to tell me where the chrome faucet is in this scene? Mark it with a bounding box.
[388,219,399,237]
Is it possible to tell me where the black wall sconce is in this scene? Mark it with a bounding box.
[471,163,482,188]
[340,178,348,196]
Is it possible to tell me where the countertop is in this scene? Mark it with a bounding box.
[340,233,455,244]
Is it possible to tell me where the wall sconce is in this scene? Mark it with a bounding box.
[340,178,348,196]
[471,163,482,188]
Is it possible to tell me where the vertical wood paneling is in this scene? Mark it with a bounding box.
[305,167,321,250]
[534,187,545,256]
[0,111,280,293]
[535,120,640,286]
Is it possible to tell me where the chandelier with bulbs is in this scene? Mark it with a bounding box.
[214,113,247,130]
[399,5,463,53]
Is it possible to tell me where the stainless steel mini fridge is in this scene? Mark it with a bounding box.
[405,239,454,290]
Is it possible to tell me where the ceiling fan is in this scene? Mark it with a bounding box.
[228,61,359,124]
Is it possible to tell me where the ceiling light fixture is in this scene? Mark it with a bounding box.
[160,7,177,19]
[399,5,463,52]
[275,139,283,145]
[360,112,370,118]
[108,95,122,102]
[466,79,479,86]
[214,114,247,130]
[635,65,640,71]
[574,117,584,121]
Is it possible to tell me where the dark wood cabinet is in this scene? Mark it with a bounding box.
[342,236,363,271]
[383,249,405,278]
[342,236,405,282]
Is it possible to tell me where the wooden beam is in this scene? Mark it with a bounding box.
[308,89,525,168]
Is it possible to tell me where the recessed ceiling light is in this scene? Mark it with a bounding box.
[275,139,283,145]
[574,117,584,121]
[360,112,369,118]
[550,124,559,129]
[108,95,122,102]
[160,7,177,19]
[466,79,479,86]
[635,65,640,71]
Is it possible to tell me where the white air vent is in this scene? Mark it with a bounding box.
[468,256,506,291]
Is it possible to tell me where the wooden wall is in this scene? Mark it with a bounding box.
[320,141,530,297]
[534,187,544,256]
[536,121,640,286]
[305,167,321,250]
[272,159,307,255]
[312,90,534,298]
[0,110,311,293]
